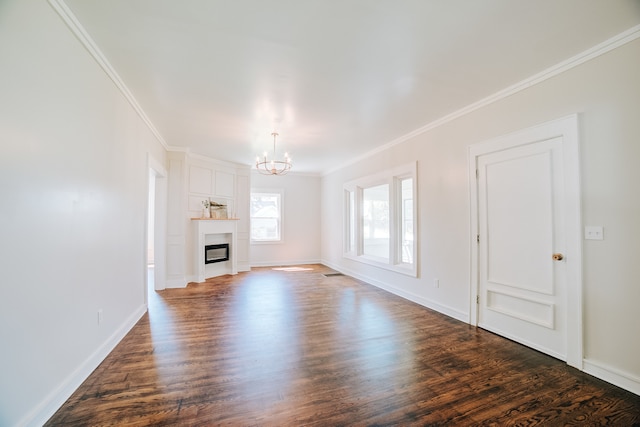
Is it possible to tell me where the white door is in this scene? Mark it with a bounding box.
[469,116,583,368]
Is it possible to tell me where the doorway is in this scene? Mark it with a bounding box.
[469,115,583,369]
[146,155,167,305]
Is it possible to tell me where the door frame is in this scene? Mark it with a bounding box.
[468,114,583,369]
[146,154,168,302]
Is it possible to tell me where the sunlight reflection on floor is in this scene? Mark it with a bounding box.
[271,266,315,272]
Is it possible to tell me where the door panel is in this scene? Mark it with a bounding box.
[485,149,554,294]
[478,137,566,360]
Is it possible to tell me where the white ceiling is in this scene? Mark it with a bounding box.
[64,0,640,174]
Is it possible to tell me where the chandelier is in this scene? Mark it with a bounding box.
[255,132,292,175]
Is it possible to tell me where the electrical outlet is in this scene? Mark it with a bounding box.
[98,309,103,325]
[584,226,604,240]
[434,278,440,288]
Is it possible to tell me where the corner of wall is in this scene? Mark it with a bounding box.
[22,304,147,426]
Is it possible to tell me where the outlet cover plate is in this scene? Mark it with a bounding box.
[584,226,604,240]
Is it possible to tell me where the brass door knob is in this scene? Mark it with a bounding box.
[552,253,564,261]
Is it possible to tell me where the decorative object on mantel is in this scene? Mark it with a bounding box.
[209,201,228,219]
[191,217,239,221]
[201,200,211,218]
[256,131,292,175]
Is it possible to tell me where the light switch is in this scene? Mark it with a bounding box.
[584,226,604,240]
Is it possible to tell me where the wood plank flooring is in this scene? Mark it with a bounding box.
[46,265,640,426]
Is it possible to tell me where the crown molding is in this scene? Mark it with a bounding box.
[166,146,251,169]
[48,0,169,150]
[188,151,250,169]
[323,24,640,176]
[166,146,190,154]
[46,0,640,176]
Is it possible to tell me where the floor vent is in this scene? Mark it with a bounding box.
[323,272,344,277]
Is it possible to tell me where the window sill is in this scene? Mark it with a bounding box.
[251,240,284,245]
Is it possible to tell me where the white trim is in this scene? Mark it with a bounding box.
[166,277,189,288]
[250,259,322,268]
[323,24,640,176]
[20,305,147,427]
[147,155,168,293]
[478,323,565,362]
[51,0,640,180]
[187,150,250,170]
[250,240,286,246]
[166,146,190,153]
[583,359,640,396]
[322,262,639,399]
[321,260,468,323]
[486,289,555,329]
[193,219,238,281]
[343,162,418,278]
[341,253,417,277]
[322,256,640,397]
[48,0,168,150]
[468,114,583,369]
[148,155,168,180]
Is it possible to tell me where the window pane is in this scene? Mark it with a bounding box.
[342,162,417,276]
[251,217,279,240]
[349,191,355,252]
[251,193,281,241]
[345,190,355,253]
[401,178,413,263]
[363,184,389,260]
[251,194,279,217]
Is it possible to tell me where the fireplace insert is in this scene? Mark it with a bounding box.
[204,243,229,264]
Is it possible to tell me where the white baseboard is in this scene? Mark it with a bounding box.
[22,264,639,427]
[22,305,147,427]
[166,277,189,288]
[321,260,640,398]
[237,262,251,272]
[478,322,565,362]
[583,359,640,396]
[250,259,322,268]
[321,260,468,323]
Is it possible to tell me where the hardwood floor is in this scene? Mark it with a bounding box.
[46,265,640,426]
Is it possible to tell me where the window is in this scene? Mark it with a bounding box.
[344,162,417,276]
[250,190,283,243]
[344,189,356,254]
[400,178,414,264]
[362,184,389,261]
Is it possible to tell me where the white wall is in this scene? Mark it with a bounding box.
[321,38,640,393]
[251,172,321,266]
[1,3,637,426]
[147,169,156,264]
[0,0,167,425]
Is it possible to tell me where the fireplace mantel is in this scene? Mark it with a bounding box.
[192,218,238,282]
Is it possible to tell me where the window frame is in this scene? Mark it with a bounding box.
[343,162,418,277]
[250,188,284,244]
[397,175,415,265]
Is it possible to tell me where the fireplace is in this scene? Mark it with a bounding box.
[193,219,238,282]
[204,243,229,264]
